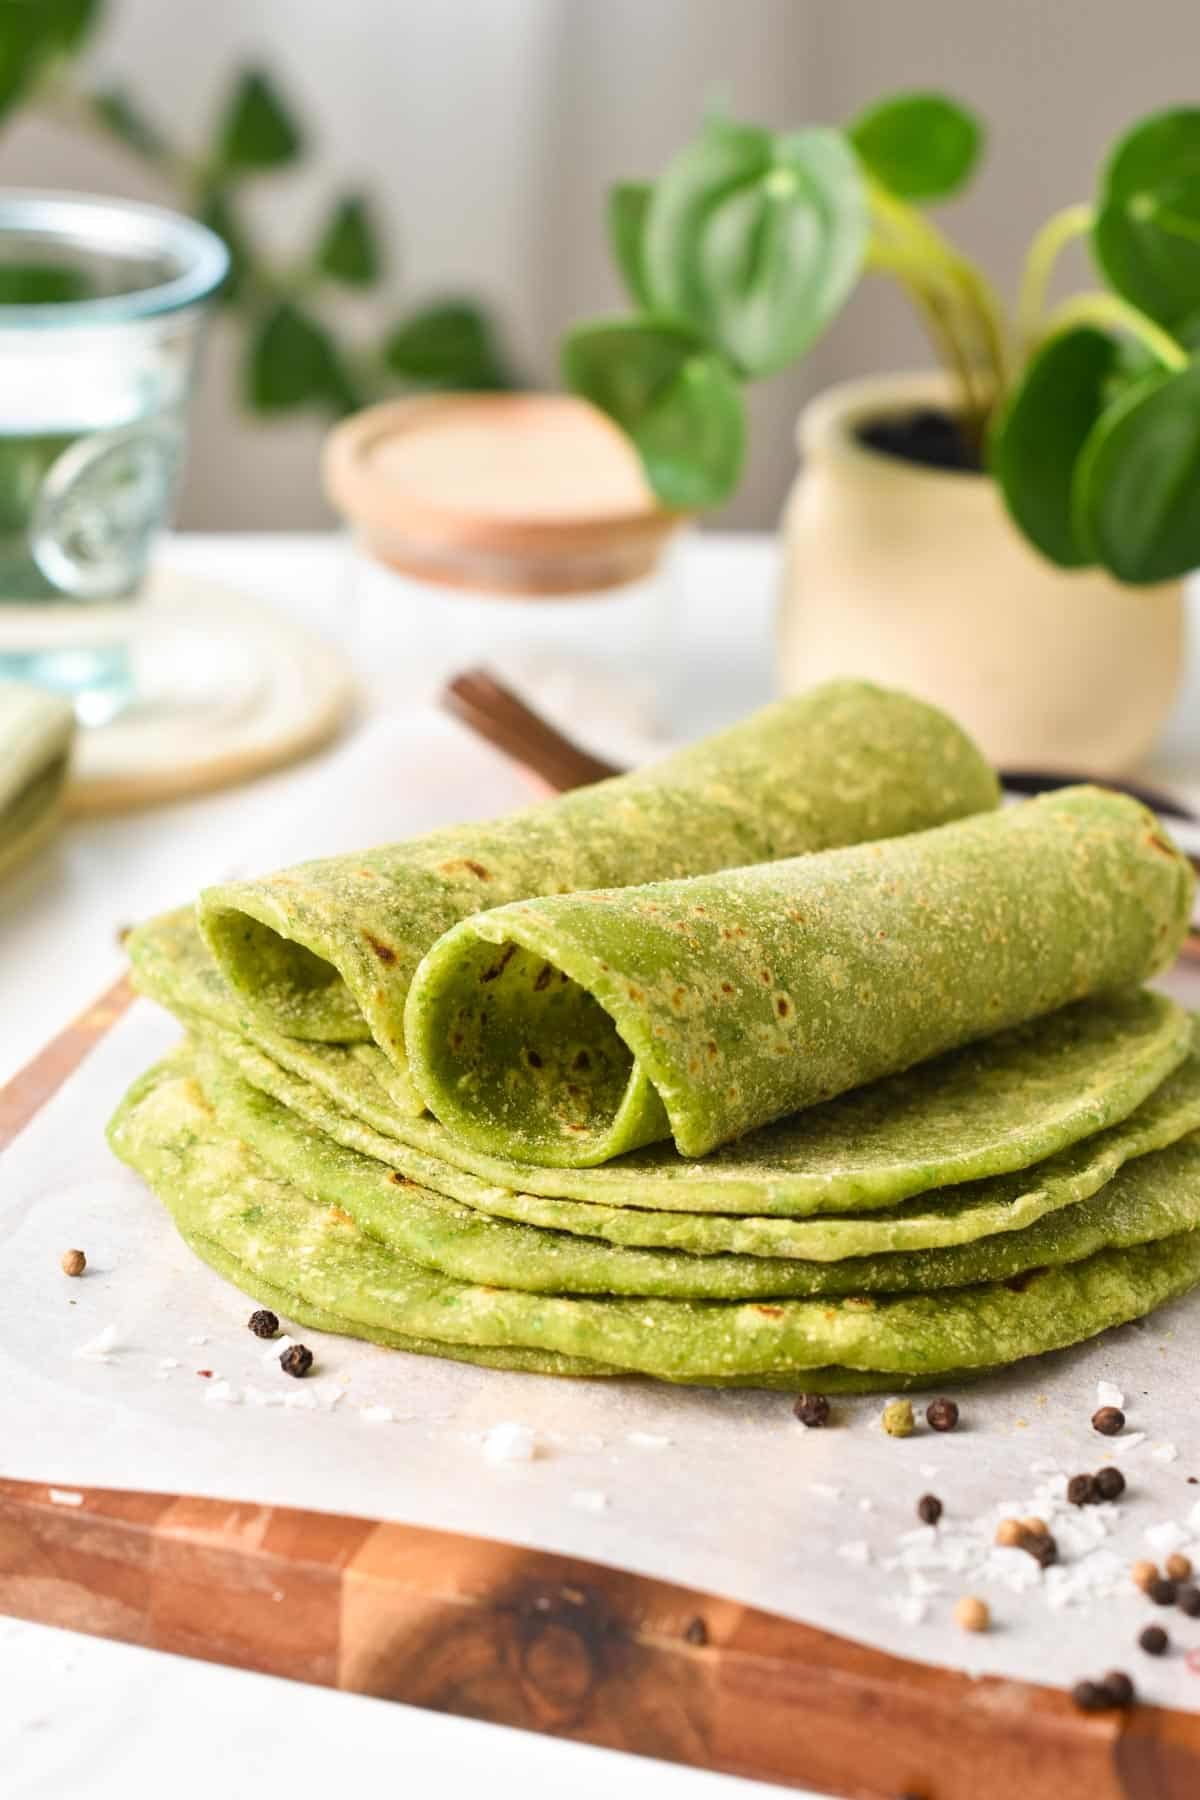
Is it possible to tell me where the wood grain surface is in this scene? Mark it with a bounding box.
[5,931,1200,1793]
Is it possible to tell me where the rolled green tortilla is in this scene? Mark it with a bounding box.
[131,908,1194,1218]
[0,683,74,878]
[404,787,1194,1165]
[197,681,999,1077]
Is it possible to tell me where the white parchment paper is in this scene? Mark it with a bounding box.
[5,717,1200,1711]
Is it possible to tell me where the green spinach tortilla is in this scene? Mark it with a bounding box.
[197,682,999,1072]
[405,789,1194,1164]
[131,908,1192,1219]
[108,1051,1200,1387]
[0,684,74,878]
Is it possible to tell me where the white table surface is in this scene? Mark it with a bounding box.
[3,532,1199,1800]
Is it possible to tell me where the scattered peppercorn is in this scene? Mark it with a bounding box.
[1167,1553,1194,1584]
[917,1493,942,1526]
[60,1248,86,1277]
[926,1397,959,1433]
[995,1517,1025,1548]
[1021,1515,1049,1536]
[1149,1577,1178,1607]
[953,1595,989,1634]
[793,1393,830,1428]
[1067,1473,1099,1507]
[684,1616,708,1646]
[1132,1559,1158,1594]
[1102,1671,1135,1709]
[1178,1585,1200,1618]
[1139,1625,1170,1656]
[1071,1680,1110,1713]
[1024,1531,1059,1569]
[1092,1406,1126,1437]
[248,1308,280,1339]
[1094,1466,1125,1501]
[280,1343,313,1378]
[882,1399,914,1438]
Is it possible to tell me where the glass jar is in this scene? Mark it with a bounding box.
[0,191,227,723]
[324,393,684,759]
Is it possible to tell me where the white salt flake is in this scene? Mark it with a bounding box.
[1151,1443,1179,1464]
[571,1490,609,1513]
[836,1541,871,1566]
[158,1357,180,1370]
[203,1380,239,1406]
[1096,1380,1126,1410]
[74,1324,119,1361]
[264,1335,295,1368]
[807,1482,843,1501]
[1187,1500,1200,1534]
[884,1593,927,1625]
[360,1405,395,1424]
[483,1422,538,1465]
[919,1463,940,1480]
[48,1489,83,1507]
[187,1334,208,1347]
[1108,1431,1147,1457]
[283,1389,318,1411]
[243,1386,283,1408]
[1145,1519,1191,1555]
[858,1497,874,1514]
[626,1432,672,1449]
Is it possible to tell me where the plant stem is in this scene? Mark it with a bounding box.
[1016,203,1093,350]
[865,239,983,421]
[1041,292,1188,370]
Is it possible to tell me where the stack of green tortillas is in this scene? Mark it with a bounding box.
[108,680,1200,1392]
[0,684,74,878]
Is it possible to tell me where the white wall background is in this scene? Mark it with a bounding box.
[2,0,1197,528]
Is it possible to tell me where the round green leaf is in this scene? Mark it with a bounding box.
[384,301,511,390]
[245,300,343,413]
[849,92,983,201]
[315,194,381,288]
[1094,108,1200,330]
[214,68,303,174]
[562,316,745,511]
[1072,359,1200,583]
[989,326,1120,568]
[608,181,653,310]
[642,120,868,378]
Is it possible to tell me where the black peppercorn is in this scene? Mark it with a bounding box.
[280,1343,313,1378]
[793,1392,830,1428]
[1094,1465,1125,1501]
[925,1397,959,1433]
[1139,1624,1169,1656]
[1178,1584,1200,1617]
[1071,1679,1111,1713]
[1067,1473,1099,1507]
[1149,1576,1178,1607]
[1092,1406,1126,1437]
[1102,1671,1135,1709]
[917,1493,943,1526]
[1024,1531,1058,1569]
[684,1616,708,1646]
[248,1308,280,1339]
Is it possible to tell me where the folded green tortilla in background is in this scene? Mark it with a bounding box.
[404,788,1194,1165]
[0,683,74,878]
[196,681,1000,1083]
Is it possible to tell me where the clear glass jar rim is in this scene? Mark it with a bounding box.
[0,189,229,327]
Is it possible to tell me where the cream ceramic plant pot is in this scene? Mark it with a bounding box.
[778,372,1184,774]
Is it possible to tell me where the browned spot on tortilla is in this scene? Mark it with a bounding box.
[573,1051,591,1071]
[706,1039,719,1061]
[671,986,687,1009]
[389,1171,414,1186]
[566,1084,585,1101]
[1148,832,1176,857]
[566,1122,587,1133]
[774,1044,790,1055]
[754,1305,783,1318]
[627,986,645,1002]
[363,931,397,965]
[326,1205,355,1226]
[758,968,771,985]
[788,909,804,924]
[1004,1267,1047,1293]
[439,858,491,880]
[776,996,790,1017]
[480,945,517,983]
[533,963,554,991]
[688,1056,700,1075]
[526,1049,543,1069]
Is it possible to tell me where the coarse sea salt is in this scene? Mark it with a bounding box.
[571,1490,609,1513]
[203,1379,239,1406]
[1144,1519,1191,1555]
[1096,1380,1126,1410]
[265,1335,295,1368]
[482,1422,538,1465]
[73,1324,119,1361]
[626,1432,672,1449]
[1151,1443,1179,1464]
[360,1405,395,1424]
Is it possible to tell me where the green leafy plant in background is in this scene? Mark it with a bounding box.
[564,93,1200,584]
[0,0,514,416]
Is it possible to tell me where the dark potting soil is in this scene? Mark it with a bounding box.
[857,407,984,474]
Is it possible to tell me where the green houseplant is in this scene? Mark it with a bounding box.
[0,0,513,418]
[563,96,1200,767]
